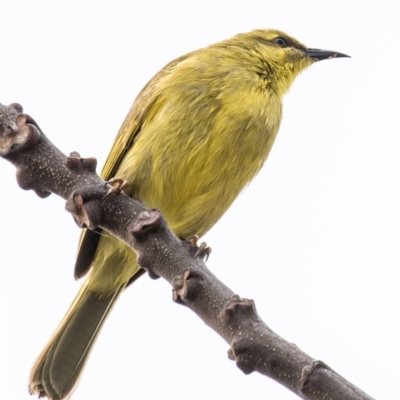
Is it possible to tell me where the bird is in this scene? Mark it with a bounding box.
[28,29,348,399]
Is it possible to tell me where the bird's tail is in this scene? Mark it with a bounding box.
[28,280,125,400]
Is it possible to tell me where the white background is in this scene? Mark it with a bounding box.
[1,1,399,399]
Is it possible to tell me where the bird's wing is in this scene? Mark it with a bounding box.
[74,54,188,279]
[101,54,188,180]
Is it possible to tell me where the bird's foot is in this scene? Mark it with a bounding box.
[189,235,212,261]
[103,177,133,201]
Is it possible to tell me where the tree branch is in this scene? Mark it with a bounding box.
[0,102,374,400]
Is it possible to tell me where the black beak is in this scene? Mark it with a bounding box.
[304,48,350,61]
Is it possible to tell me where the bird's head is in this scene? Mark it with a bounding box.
[234,29,350,96]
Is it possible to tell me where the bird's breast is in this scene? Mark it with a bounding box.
[118,74,282,238]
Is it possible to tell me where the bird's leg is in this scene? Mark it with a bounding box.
[102,177,133,201]
[188,235,212,261]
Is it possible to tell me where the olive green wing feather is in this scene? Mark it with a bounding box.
[74,55,188,279]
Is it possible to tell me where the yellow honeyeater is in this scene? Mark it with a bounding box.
[29,29,348,399]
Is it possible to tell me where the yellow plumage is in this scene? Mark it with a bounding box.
[29,29,348,399]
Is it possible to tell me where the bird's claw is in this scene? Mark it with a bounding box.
[189,235,200,247]
[189,235,212,261]
[102,177,133,201]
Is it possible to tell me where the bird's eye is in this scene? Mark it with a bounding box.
[273,37,287,46]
